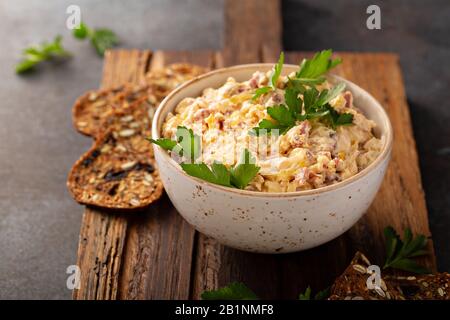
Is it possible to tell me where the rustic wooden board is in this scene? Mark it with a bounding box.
[73,0,436,300]
[73,50,436,300]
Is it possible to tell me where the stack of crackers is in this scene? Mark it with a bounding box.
[67,64,206,210]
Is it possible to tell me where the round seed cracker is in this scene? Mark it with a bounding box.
[67,129,163,210]
[145,63,207,100]
[72,83,150,137]
[68,97,163,209]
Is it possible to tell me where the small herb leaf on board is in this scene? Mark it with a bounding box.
[383,226,430,274]
[201,282,259,300]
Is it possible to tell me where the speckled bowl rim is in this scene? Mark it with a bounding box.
[152,63,393,198]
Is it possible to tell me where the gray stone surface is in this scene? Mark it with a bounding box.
[0,0,223,299]
[283,0,450,272]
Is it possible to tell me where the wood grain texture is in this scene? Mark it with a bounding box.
[326,52,437,270]
[73,50,151,300]
[223,0,282,65]
[118,51,215,300]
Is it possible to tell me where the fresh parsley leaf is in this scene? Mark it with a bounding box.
[230,149,260,189]
[73,22,90,39]
[287,78,307,93]
[15,35,71,74]
[249,119,283,136]
[148,138,177,151]
[384,226,398,262]
[73,22,119,56]
[290,77,326,87]
[91,29,119,56]
[270,52,284,89]
[316,83,346,106]
[284,87,302,116]
[302,83,345,112]
[301,85,353,128]
[388,258,430,274]
[180,163,232,187]
[148,126,200,162]
[15,59,39,74]
[176,126,200,163]
[181,149,259,189]
[267,105,295,127]
[251,52,285,100]
[335,113,354,126]
[250,105,293,136]
[299,286,330,300]
[201,282,258,300]
[302,87,320,113]
[298,286,312,300]
[314,287,331,300]
[253,84,352,135]
[252,86,271,101]
[296,49,342,79]
[323,104,353,129]
[211,162,232,186]
[383,226,430,274]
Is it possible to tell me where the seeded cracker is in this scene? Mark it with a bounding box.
[73,64,206,138]
[72,83,150,137]
[67,98,163,209]
[329,252,404,300]
[145,63,207,100]
[386,273,450,300]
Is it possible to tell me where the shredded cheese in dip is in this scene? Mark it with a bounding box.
[162,71,384,192]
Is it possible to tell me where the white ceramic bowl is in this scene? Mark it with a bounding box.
[152,64,393,254]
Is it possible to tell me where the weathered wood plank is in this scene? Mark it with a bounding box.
[191,0,284,300]
[223,0,282,65]
[327,52,436,270]
[118,51,215,299]
[73,50,151,300]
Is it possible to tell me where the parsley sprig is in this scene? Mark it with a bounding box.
[201,282,330,300]
[201,282,258,300]
[251,50,353,135]
[383,226,430,274]
[73,22,119,56]
[150,126,200,163]
[252,52,285,101]
[15,36,71,74]
[150,127,260,189]
[298,286,330,300]
[296,50,342,83]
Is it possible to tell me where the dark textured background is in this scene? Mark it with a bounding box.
[0,0,448,299]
